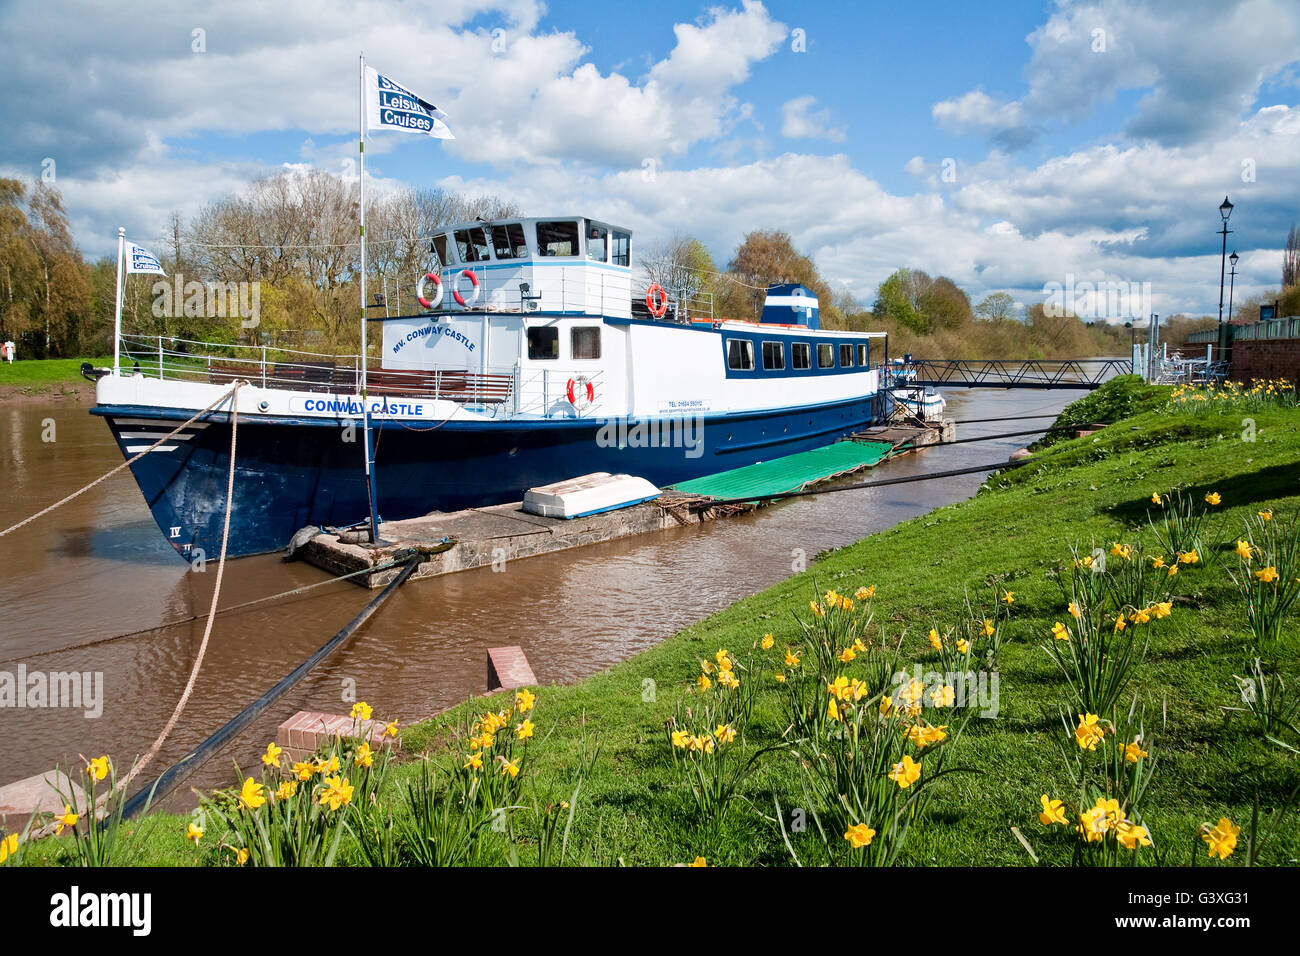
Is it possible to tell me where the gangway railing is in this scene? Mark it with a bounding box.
[903,358,1131,390]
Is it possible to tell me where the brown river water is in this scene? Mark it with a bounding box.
[0,387,1082,805]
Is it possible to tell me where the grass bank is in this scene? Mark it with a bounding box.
[0,356,111,401]
[14,377,1300,867]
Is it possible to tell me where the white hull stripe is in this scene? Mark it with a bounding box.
[125,444,180,453]
[112,417,210,429]
[119,431,195,440]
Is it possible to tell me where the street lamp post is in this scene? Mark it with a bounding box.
[1216,196,1233,357]
[1227,250,1238,325]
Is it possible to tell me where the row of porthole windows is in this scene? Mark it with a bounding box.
[729,339,872,372]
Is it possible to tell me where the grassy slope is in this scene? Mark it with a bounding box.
[0,356,111,395]
[24,379,1300,866]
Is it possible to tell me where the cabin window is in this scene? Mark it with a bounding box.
[817,343,835,368]
[432,234,450,266]
[527,326,559,360]
[762,341,785,370]
[840,344,854,367]
[792,343,811,369]
[586,223,608,262]
[491,223,528,259]
[454,227,490,263]
[611,231,631,266]
[857,344,869,367]
[537,220,579,257]
[727,339,755,371]
[571,326,601,360]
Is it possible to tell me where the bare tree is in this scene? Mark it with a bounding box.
[1284,222,1299,290]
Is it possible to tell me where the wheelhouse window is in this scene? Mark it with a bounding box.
[762,341,785,370]
[857,344,869,367]
[527,326,559,360]
[432,234,450,266]
[491,223,528,259]
[840,344,854,367]
[586,223,608,262]
[727,339,755,371]
[817,343,835,368]
[571,326,601,360]
[791,342,811,369]
[454,227,490,263]
[536,220,580,257]
[611,231,631,267]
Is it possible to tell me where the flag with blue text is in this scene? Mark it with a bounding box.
[125,241,166,275]
[364,66,454,139]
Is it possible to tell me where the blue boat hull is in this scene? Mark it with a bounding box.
[92,394,883,559]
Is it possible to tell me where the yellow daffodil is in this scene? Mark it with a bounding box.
[1205,492,1221,506]
[318,775,354,811]
[355,742,374,767]
[1123,740,1148,763]
[784,650,800,667]
[86,755,110,781]
[671,729,689,748]
[827,698,841,721]
[1133,607,1151,624]
[1115,820,1151,850]
[350,701,373,721]
[1039,795,1068,826]
[717,669,738,690]
[852,638,868,654]
[515,688,536,713]
[697,673,712,692]
[956,638,970,654]
[292,761,315,781]
[714,723,737,744]
[463,752,483,771]
[1003,591,1015,605]
[888,754,921,789]
[844,822,876,848]
[383,720,399,738]
[515,719,535,740]
[1077,806,1108,843]
[1051,621,1069,641]
[234,847,250,865]
[1068,601,1082,619]
[1151,555,1165,569]
[1154,601,1172,618]
[928,628,943,650]
[275,780,298,800]
[689,856,707,867]
[0,832,18,862]
[1151,492,1163,505]
[55,804,78,835]
[982,619,996,637]
[761,633,774,650]
[1114,613,1127,633]
[239,777,266,810]
[810,601,825,618]
[930,685,955,708]
[1075,713,1105,751]
[855,585,875,601]
[839,647,857,663]
[1258,509,1273,521]
[1202,817,1239,859]
[1235,539,1254,561]
[774,672,787,683]
[1255,566,1279,584]
[1178,550,1199,565]
[879,695,893,716]
[261,742,282,768]
[501,757,522,778]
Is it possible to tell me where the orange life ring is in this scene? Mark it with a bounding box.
[416,272,443,310]
[452,268,480,308]
[566,376,595,406]
[646,283,668,318]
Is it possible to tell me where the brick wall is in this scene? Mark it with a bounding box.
[1230,338,1300,382]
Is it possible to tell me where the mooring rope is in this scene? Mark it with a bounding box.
[122,381,242,792]
[0,558,406,668]
[0,383,242,540]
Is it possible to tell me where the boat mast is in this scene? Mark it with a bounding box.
[359,52,381,545]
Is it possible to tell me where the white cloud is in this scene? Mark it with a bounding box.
[780,96,846,142]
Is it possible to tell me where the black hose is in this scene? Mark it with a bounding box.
[121,554,421,819]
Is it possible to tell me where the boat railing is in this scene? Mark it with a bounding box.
[407,265,633,318]
[117,334,609,417]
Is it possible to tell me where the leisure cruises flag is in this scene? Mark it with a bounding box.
[363,66,454,139]
[124,241,166,276]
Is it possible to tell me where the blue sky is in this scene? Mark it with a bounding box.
[2,0,1298,319]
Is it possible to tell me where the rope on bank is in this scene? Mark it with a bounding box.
[0,383,242,540]
[121,552,423,818]
[122,382,243,793]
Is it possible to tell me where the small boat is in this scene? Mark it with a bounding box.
[891,385,946,419]
[92,215,894,558]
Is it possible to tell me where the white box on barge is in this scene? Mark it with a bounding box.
[523,472,661,519]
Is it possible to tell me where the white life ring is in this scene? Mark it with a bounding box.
[453,269,480,308]
[416,272,443,310]
[566,376,594,408]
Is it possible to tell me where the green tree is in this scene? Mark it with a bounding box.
[975,292,1018,322]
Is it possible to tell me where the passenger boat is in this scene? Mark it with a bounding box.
[91,216,892,559]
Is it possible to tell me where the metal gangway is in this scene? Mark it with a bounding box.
[902,358,1132,390]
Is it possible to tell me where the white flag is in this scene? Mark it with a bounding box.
[364,66,454,139]
[125,241,166,276]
